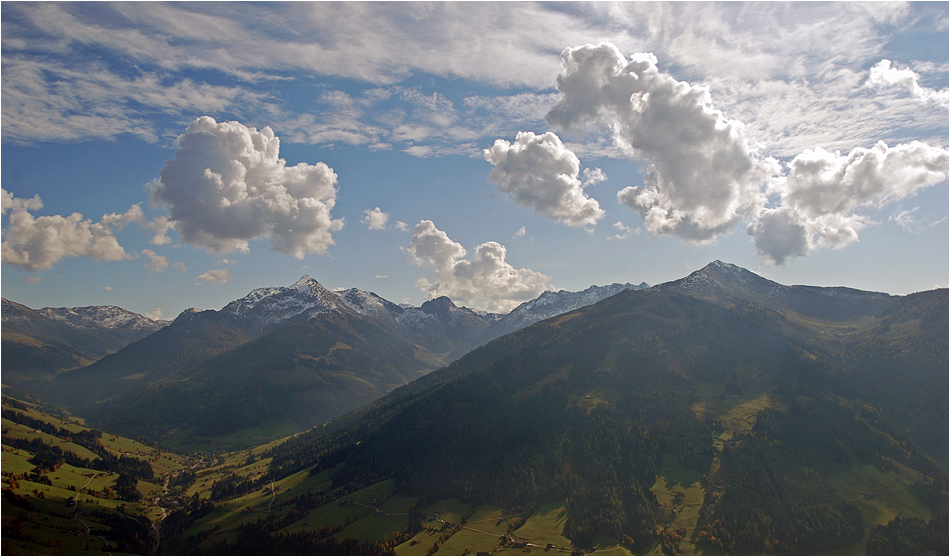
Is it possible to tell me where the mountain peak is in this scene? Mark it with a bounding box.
[420,296,458,314]
[654,260,779,298]
[697,260,743,276]
[221,275,346,329]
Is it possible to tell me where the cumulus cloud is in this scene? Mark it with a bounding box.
[541,42,949,264]
[581,167,607,187]
[146,215,174,246]
[1,188,131,271]
[547,43,778,242]
[406,220,550,312]
[150,116,344,258]
[514,226,526,238]
[779,142,948,218]
[395,221,409,232]
[104,286,114,291]
[867,59,949,105]
[484,131,605,227]
[746,208,813,265]
[361,207,390,230]
[24,276,42,284]
[173,261,187,272]
[196,268,232,284]
[101,204,146,230]
[141,249,169,274]
[145,308,164,320]
[749,141,949,264]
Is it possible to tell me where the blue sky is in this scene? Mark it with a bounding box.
[2,2,948,319]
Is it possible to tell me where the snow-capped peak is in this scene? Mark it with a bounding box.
[38,305,169,332]
[221,275,347,328]
[1,298,169,333]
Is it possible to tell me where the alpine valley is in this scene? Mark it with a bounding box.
[1,262,946,556]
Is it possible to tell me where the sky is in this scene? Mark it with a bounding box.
[1,1,948,319]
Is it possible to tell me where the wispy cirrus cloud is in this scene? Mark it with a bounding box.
[4,1,945,160]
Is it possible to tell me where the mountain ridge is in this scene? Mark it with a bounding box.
[256,263,945,554]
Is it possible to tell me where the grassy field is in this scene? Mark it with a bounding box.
[649,455,707,556]
[1,396,193,555]
[2,445,37,475]
[690,384,784,441]
[2,419,102,462]
[829,463,933,554]
[186,468,388,548]
[434,505,513,555]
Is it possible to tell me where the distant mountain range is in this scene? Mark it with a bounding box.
[3,274,647,447]
[1,298,168,388]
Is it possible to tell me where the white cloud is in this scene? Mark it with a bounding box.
[375,274,388,279]
[867,59,949,106]
[101,204,146,230]
[779,142,949,218]
[395,221,409,232]
[361,207,390,230]
[146,215,174,246]
[104,286,114,291]
[749,141,949,264]
[891,207,922,233]
[145,307,164,320]
[485,131,606,228]
[593,2,947,156]
[406,220,550,312]
[548,43,778,242]
[196,268,232,284]
[746,207,813,266]
[172,261,187,272]
[141,249,169,274]
[514,226,526,238]
[24,276,42,284]
[1,54,257,145]
[581,167,607,187]
[1,189,43,214]
[3,2,946,160]
[278,91,386,148]
[151,116,344,258]
[1,188,131,271]
[608,221,640,241]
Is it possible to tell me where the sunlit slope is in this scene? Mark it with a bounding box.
[1,395,192,556]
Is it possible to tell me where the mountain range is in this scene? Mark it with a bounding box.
[250,260,946,554]
[2,261,946,555]
[3,274,646,448]
[1,298,168,389]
